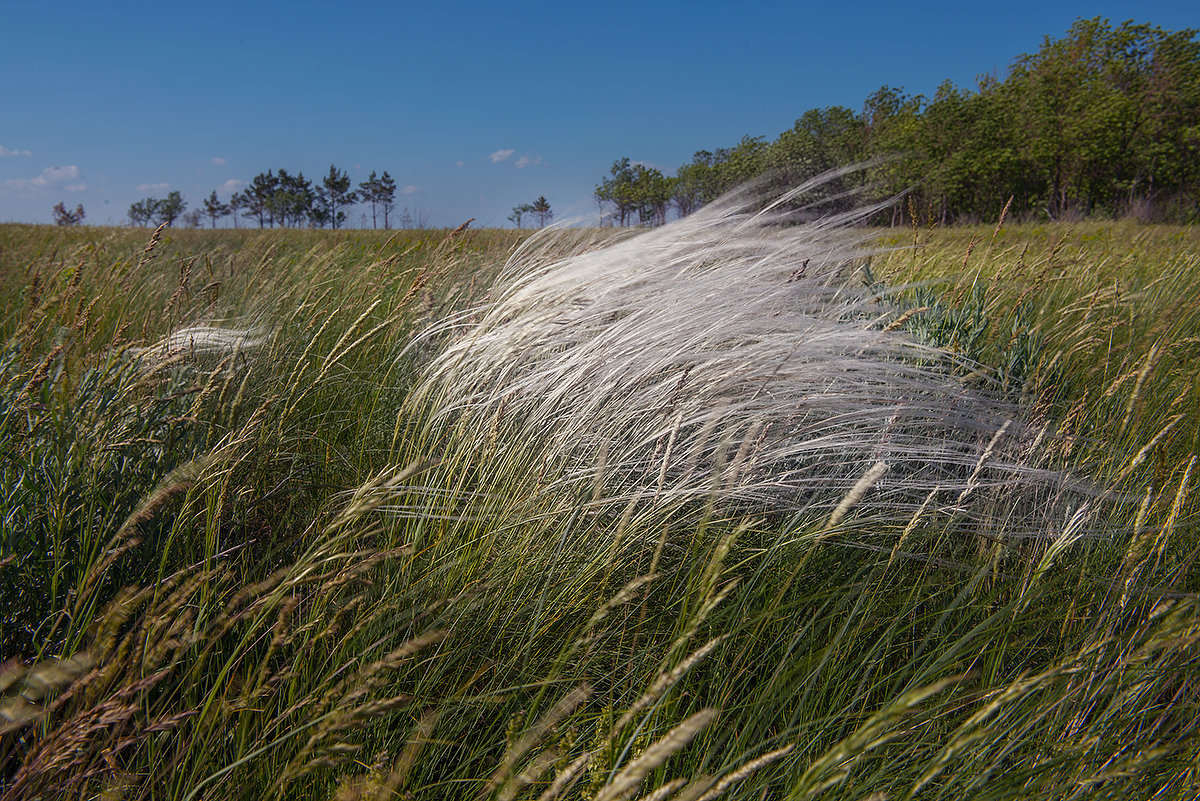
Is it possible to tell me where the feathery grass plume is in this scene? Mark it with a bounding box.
[634,776,688,801]
[538,752,593,801]
[0,653,94,735]
[615,636,725,734]
[595,708,718,801]
[669,776,719,801]
[132,324,268,367]
[387,709,441,794]
[411,176,1083,534]
[489,684,591,799]
[788,674,966,798]
[692,743,794,801]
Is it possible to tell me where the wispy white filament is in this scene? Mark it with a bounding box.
[412,182,1083,533]
[135,325,267,366]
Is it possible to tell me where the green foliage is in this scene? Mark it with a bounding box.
[646,17,1200,224]
[355,169,400,229]
[595,158,675,226]
[159,190,187,227]
[243,171,276,227]
[129,191,187,228]
[1,220,1198,800]
[763,106,870,212]
[201,166,397,230]
[127,197,158,227]
[376,171,397,228]
[267,169,314,228]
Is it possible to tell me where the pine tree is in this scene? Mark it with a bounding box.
[378,171,397,229]
[323,165,358,229]
[531,196,553,228]
[358,171,381,228]
[228,191,244,229]
[202,191,231,228]
[245,172,277,228]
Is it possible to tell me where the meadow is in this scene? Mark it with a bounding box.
[1,209,1198,800]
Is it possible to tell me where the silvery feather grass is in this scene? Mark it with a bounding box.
[133,324,268,367]
[412,181,1085,535]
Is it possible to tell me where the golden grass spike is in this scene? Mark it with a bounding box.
[595,708,718,801]
[693,744,794,801]
[537,751,592,801]
[615,636,726,733]
[634,777,687,801]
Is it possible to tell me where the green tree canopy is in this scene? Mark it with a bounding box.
[357,171,382,229]
[595,159,675,226]
[508,202,534,228]
[616,17,1200,224]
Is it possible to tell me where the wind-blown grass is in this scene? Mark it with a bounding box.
[412,189,1091,539]
[0,206,1197,800]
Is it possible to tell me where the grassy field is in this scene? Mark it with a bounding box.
[1,215,1198,800]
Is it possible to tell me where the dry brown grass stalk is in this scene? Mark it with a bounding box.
[14,343,63,406]
[135,222,168,273]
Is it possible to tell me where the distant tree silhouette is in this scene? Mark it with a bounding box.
[508,202,534,228]
[531,196,553,227]
[52,202,85,226]
[324,165,357,229]
[378,171,397,229]
[203,191,231,228]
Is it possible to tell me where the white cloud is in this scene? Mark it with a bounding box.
[210,157,227,165]
[489,149,515,163]
[400,185,421,195]
[219,179,245,193]
[514,155,543,169]
[136,182,170,193]
[36,165,81,186]
[0,145,32,157]
[3,164,81,192]
[456,160,465,167]
[66,183,87,193]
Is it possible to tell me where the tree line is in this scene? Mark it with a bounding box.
[597,18,1200,225]
[127,165,408,229]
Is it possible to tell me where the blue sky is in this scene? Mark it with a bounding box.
[2,1,1196,228]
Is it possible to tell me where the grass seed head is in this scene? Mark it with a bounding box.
[414,188,1085,535]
